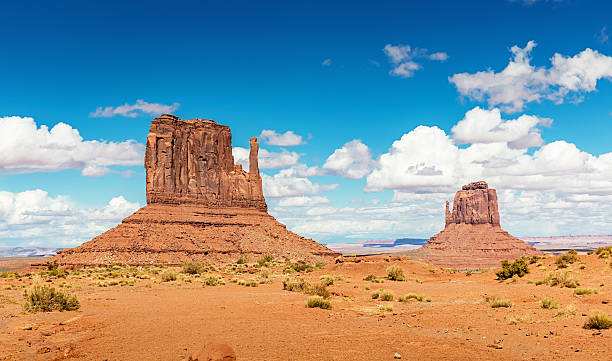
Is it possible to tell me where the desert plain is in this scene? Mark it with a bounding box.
[1,252,611,361]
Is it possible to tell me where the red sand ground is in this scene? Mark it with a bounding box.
[1,254,611,360]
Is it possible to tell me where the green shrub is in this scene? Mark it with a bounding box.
[202,275,223,286]
[555,250,579,268]
[386,265,406,281]
[583,312,612,329]
[574,288,598,295]
[540,298,558,309]
[595,247,612,258]
[306,296,332,310]
[489,298,512,308]
[182,263,203,275]
[257,254,274,266]
[363,274,382,283]
[282,278,310,292]
[23,285,79,312]
[161,270,177,282]
[371,288,394,301]
[545,271,579,288]
[320,275,334,286]
[398,294,431,302]
[236,254,249,264]
[307,283,331,299]
[287,262,314,273]
[496,258,529,280]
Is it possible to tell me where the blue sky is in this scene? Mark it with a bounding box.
[1,0,611,247]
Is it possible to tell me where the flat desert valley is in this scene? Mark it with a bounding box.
[1,253,611,360]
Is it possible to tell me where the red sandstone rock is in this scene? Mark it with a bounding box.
[422,181,541,267]
[51,114,339,266]
[189,343,236,361]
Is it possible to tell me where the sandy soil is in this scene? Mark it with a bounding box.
[1,254,611,360]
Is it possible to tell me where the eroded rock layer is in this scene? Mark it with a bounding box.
[421,181,541,267]
[51,115,339,266]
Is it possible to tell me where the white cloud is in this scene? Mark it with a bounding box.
[262,168,338,198]
[259,129,305,146]
[451,106,552,148]
[232,147,300,169]
[383,44,448,78]
[321,58,332,66]
[323,139,373,179]
[0,190,139,247]
[449,41,612,112]
[596,25,609,44]
[277,196,331,207]
[90,99,179,118]
[0,116,144,176]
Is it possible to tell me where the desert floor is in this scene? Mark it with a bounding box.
[1,254,611,361]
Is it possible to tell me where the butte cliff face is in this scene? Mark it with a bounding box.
[421,181,541,268]
[51,114,339,266]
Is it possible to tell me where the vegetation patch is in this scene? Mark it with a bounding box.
[496,258,529,280]
[574,288,598,295]
[544,271,579,288]
[555,250,579,269]
[23,285,79,312]
[488,297,512,308]
[161,270,177,282]
[363,274,382,283]
[539,298,559,309]
[386,266,406,281]
[398,294,431,302]
[306,296,332,310]
[595,246,612,259]
[554,305,577,319]
[371,288,394,301]
[320,275,334,286]
[583,312,612,330]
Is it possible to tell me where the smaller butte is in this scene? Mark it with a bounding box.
[50,114,339,266]
[420,181,542,268]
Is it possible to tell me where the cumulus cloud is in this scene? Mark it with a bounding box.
[0,190,139,247]
[323,139,373,179]
[259,129,305,146]
[277,196,331,207]
[449,41,612,112]
[262,167,338,198]
[90,99,179,118]
[451,107,552,148]
[0,116,144,176]
[232,147,300,169]
[383,44,448,78]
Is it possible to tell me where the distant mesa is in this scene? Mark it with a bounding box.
[51,114,339,266]
[420,181,542,267]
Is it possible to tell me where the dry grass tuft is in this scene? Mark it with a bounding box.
[23,284,79,312]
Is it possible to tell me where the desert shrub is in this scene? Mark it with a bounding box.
[307,283,331,299]
[554,305,577,319]
[244,281,258,287]
[583,312,612,330]
[306,296,332,310]
[236,254,249,264]
[287,262,314,273]
[282,278,310,292]
[545,270,579,288]
[595,247,612,258]
[320,275,334,286]
[182,263,203,275]
[202,275,223,286]
[535,280,545,286]
[489,298,513,308]
[371,288,394,301]
[508,315,534,325]
[375,304,393,314]
[161,270,177,282]
[555,250,579,268]
[363,274,382,283]
[23,285,79,312]
[398,294,430,302]
[540,298,559,309]
[496,258,529,280]
[527,255,541,264]
[386,266,406,281]
[574,288,598,295]
[257,254,274,266]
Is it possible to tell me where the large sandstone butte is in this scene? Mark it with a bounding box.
[420,181,541,267]
[51,114,339,266]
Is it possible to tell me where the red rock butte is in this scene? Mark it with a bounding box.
[420,181,542,268]
[51,114,339,266]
